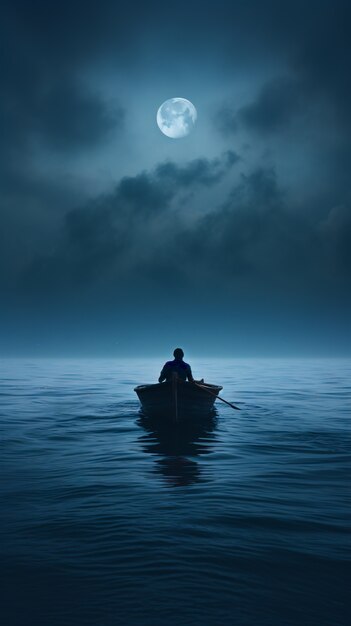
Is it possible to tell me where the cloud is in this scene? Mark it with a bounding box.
[215,77,303,135]
[196,170,351,291]
[0,0,127,291]
[19,157,351,314]
[0,1,126,167]
[0,70,124,160]
[211,1,350,133]
[21,151,239,293]
[214,1,351,140]
[30,81,124,153]
[239,78,305,134]
[293,2,351,124]
[178,168,310,285]
[155,151,239,187]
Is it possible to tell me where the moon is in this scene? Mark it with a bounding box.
[156,98,197,139]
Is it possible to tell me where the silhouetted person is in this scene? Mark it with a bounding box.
[158,348,194,383]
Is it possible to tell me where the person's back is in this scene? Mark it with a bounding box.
[158,348,194,383]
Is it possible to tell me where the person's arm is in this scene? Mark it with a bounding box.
[158,363,168,383]
[187,366,204,384]
[186,365,194,382]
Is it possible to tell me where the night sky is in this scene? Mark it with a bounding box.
[1,0,350,356]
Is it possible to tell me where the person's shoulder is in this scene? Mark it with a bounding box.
[184,361,191,368]
[164,361,172,367]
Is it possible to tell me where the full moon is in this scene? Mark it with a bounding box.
[156,98,197,138]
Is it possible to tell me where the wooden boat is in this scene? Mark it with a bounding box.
[134,379,223,420]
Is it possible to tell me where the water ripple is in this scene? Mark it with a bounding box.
[0,357,350,626]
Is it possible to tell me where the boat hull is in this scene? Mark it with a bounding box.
[134,381,223,420]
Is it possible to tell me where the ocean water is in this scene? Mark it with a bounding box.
[0,357,350,626]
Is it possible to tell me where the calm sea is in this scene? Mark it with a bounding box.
[1,357,350,626]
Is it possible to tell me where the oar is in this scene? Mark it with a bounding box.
[193,382,241,411]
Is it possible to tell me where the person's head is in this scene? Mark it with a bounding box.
[173,348,184,360]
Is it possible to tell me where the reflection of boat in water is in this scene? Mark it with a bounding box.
[134,380,222,420]
[137,412,218,487]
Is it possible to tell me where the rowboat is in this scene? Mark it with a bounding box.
[134,379,223,420]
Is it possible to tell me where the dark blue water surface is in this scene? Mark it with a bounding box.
[1,358,350,626]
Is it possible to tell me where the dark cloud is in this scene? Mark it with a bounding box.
[188,171,341,289]
[20,159,351,313]
[21,152,238,293]
[30,81,124,152]
[293,2,351,123]
[0,0,126,293]
[0,0,126,167]
[155,151,239,187]
[214,1,351,140]
[0,67,124,160]
[218,77,306,135]
[172,167,351,306]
